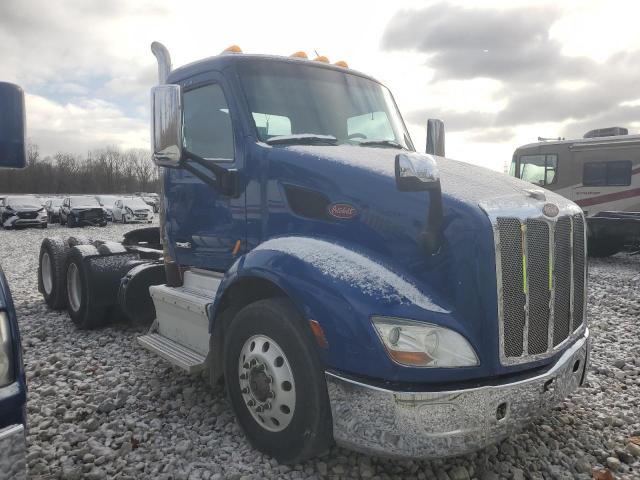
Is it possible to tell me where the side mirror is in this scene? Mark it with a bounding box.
[0,82,26,169]
[426,118,445,157]
[395,153,440,191]
[151,84,182,167]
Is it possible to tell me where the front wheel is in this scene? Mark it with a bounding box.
[224,298,331,463]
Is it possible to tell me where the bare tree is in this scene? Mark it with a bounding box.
[0,143,159,194]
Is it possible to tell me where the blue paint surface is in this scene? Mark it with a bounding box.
[164,55,576,385]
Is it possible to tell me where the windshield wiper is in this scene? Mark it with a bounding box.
[357,139,404,149]
[266,134,338,146]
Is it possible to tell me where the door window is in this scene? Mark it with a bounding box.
[183,84,234,161]
[583,161,631,186]
[519,154,558,186]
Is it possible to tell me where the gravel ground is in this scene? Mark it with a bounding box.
[1,222,639,480]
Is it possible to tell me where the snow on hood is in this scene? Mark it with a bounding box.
[255,236,449,313]
[286,145,396,178]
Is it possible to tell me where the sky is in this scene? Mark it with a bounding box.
[2,0,640,172]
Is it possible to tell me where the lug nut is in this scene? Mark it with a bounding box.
[239,373,247,380]
[268,391,276,399]
[255,406,264,413]
[241,387,249,394]
[243,362,250,369]
[263,402,271,410]
[247,399,255,407]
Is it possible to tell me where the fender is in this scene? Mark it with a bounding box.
[209,236,485,383]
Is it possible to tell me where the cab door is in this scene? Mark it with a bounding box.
[165,72,246,271]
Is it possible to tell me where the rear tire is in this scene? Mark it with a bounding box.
[65,245,108,329]
[67,235,93,248]
[224,298,331,463]
[38,237,70,310]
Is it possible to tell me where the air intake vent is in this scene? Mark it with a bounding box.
[283,185,333,222]
[583,127,628,139]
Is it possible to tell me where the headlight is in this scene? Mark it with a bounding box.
[0,312,14,387]
[371,316,479,368]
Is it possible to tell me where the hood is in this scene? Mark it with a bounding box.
[257,143,579,377]
[71,205,102,210]
[7,206,41,213]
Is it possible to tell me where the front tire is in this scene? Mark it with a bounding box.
[68,215,77,228]
[224,298,331,463]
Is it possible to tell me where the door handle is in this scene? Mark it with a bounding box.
[176,241,192,249]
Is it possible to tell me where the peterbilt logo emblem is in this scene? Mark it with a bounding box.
[543,203,559,217]
[328,203,358,219]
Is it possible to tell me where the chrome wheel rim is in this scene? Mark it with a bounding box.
[41,252,53,295]
[66,263,81,312]
[238,335,296,432]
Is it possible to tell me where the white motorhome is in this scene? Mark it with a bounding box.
[511,127,640,256]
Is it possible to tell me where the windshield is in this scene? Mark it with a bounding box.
[7,196,41,208]
[70,196,100,207]
[124,198,149,208]
[238,60,414,150]
[517,154,558,186]
[97,196,119,205]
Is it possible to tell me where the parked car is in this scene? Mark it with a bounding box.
[44,198,63,223]
[0,195,47,229]
[136,193,159,213]
[60,196,108,227]
[95,195,120,221]
[112,197,154,223]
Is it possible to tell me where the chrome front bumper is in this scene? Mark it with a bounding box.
[0,424,26,480]
[326,329,589,459]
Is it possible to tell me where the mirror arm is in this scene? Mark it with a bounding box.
[419,181,444,255]
[181,149,239,197]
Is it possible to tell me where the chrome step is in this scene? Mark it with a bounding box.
[137,333,206,373]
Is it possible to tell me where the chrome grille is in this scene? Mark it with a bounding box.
[496,213,586,364]
[497,218,525,357]
[553,217,571,346]
[526,219,549,355]
[572,214,585,329]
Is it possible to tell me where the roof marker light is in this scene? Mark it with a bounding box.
[313,55,329,63]
[334,60,348,68]
[222,45,243,54]
[290,51,308,59]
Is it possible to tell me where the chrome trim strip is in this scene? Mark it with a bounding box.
[548,220,555,350]
[522,222,529,355]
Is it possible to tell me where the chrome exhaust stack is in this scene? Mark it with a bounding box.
[150,41,181,287]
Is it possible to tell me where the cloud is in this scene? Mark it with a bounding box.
[383,3,640,140]
[0,0,165,155]
[26,94,149,156]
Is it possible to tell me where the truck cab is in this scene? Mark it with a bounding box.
[39,45,590,463]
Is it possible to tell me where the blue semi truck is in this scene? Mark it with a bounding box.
[36,43,590,462]
[0,82,28,479]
